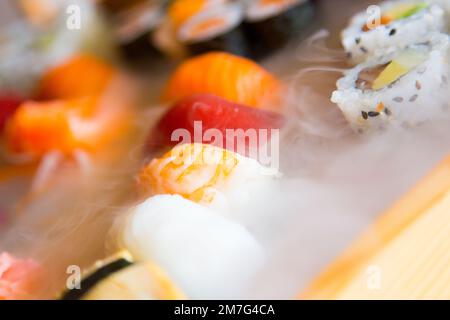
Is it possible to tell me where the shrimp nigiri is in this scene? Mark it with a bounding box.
[163,52,281,109]
[0,252,42,300]
[138,143,279,212]
[153,93,285,153]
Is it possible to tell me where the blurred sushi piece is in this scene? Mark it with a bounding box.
[177,2,251,57]
[152,93,285,152]
[3,97,129,162]
[37,55,116,100]
[332,33,450,133]
[342,0,447,64]
[121,194,265,299]
[163,52,281,109]
[243,0,315,59]
[62,251,184,300]
[3,54,131,161]
[0,252,42,300]
[168,0,224,31]
[138,143,279,213]
[106,0,166,65]
[0,0,116,96]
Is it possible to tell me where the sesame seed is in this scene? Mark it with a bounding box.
[389,29,396,36]
[415,81,421,90]
[361,111,368,120]
[360,46,368,53]
[393,97,403,103]
[368,111,380,117]
[409,94,418,102]
[355,37,361,44]
[384,108,392,116]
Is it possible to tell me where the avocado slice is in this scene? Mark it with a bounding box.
[372,49,426,90]
[384,2,428,21]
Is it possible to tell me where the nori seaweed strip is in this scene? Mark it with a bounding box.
[185,25,252,58]
[61,258,133,300]
[243,0,315,59]
[120,32,163,65]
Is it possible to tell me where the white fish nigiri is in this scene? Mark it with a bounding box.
[121,194,265,299]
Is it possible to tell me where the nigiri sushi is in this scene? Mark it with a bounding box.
[163,52,281,109]
[62,252,184,300]
[121,194,265,299]
[152,93,285,153]
[0,252,42,300]
[138,143,279,213]
[341,0,447,64]
[37,55,116,100]
[332,33,450,132]
[3,97,128,161]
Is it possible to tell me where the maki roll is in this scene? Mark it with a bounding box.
[138,143,280,212]
[110,1,165,64]
[332,33,450,132]
[121,194,265,299]
[163,52,281,109]
[243,0,315,58]
[61,252,184,300]
[342,0,447,64]
[177,2,251,57]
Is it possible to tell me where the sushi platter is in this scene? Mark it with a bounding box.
[0,0,449,301]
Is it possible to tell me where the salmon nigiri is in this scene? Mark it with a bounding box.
[163,52,281,109]
[37,55,116,100]
[138,143,279,212]
[153,93,285,152]
[3,97,127,160]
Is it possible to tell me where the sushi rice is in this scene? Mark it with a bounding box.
[341,0,447,64]
[332,33,450,132]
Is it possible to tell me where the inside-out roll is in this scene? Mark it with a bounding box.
[332,33,450,132]
[342,0,447,64]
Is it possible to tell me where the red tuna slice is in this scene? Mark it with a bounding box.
[153,94,285,155]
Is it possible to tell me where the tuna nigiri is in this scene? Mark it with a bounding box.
[138,143,279,212]
[0,252,42,300]
[163,52,281,109]
[153,93,284,153]
[37,55,116,100]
